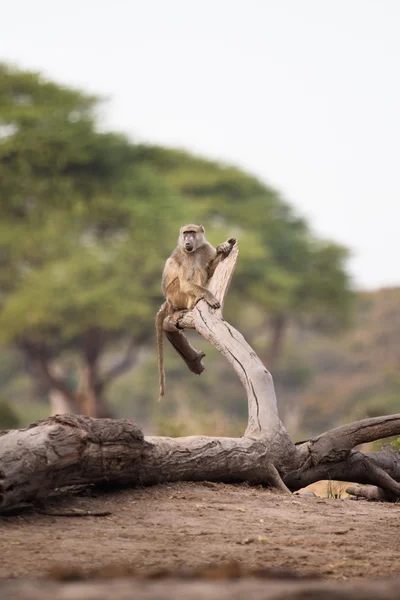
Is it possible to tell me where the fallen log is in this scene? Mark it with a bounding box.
[1,241,400,512]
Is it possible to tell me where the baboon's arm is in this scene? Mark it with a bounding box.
[180,280,220,309]
[207,238,236,279]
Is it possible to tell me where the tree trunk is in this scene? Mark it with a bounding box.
[49,389,73,416]
[75,366,113,419]
[2,242,400,512]
[20,342,79,412]
[265,314,286,369]
[48,364,74,415]
[79,327,113,418]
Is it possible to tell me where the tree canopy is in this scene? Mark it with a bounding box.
[0,63,354,418]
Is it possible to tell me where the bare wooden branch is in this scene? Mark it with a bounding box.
[304,414,400,462]
[284,448,400,497]
[3,239,400,510]
[163,244,292,443]
[208,242,239,310]
[0,416,288,512]
[346,484,396,502]
[0,415,144,511]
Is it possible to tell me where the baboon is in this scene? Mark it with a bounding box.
[156,224,236,399]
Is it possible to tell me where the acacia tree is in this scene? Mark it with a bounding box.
[134,146,354,369]
[0,64,180,416]
[0,63,352,422]
[0,245,399,513]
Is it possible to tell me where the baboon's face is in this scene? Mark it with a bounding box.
[179,225,205,253]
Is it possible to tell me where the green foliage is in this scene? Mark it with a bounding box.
[0,62,354,425]
[0,63,179,353]
[274,353,314,389]
[391,438,400,452]
[134,145,354,332]
[0,400,19,429]
[290,288,400,438]
[363,389,400,419]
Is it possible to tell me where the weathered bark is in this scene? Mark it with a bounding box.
[285,419,400,495]
[346,484,396,502]
[0,415,144,511]
[2,242,400,511]
[0,414,292,511]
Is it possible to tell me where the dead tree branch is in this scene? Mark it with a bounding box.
[2,241,400,511]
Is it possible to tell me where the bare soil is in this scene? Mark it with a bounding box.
[1,481,400,581]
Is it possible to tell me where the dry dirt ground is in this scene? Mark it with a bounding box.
[1,481,400,581]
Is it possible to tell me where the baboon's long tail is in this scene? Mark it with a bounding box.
[155,302,168,401]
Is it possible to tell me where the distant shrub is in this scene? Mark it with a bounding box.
[0,400,20,430]
[391,437,400,452]
[156,418,189,437]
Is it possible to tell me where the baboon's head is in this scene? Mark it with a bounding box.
[179,224,205,253]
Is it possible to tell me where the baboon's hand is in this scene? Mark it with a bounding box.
[217,238,236,255]
[206,295,221,309]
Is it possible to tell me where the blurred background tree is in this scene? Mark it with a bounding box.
[0,63,180,416]
[0,63,354,431]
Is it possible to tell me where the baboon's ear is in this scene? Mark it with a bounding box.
[199,225,205,233]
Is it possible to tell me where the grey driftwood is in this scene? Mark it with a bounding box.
[1,243,400,512]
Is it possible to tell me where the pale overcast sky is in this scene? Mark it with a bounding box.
[1,0,399,289]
